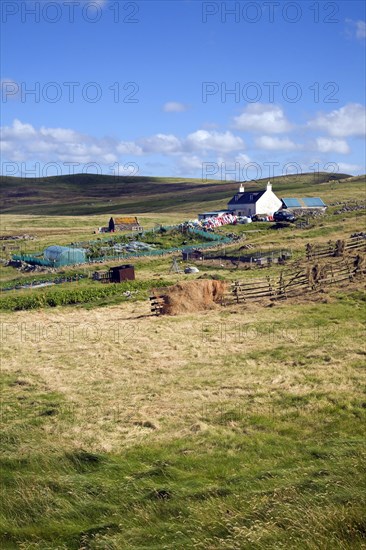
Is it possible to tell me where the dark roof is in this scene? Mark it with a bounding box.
[228,190,266,205]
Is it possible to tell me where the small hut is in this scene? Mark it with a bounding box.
[109,264,135,282]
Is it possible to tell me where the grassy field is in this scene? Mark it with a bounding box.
[1,173,366,548]
[1,289,365,549]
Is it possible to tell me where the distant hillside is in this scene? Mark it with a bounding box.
[0,172,357,216]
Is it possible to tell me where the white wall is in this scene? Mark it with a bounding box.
[228,189,281,216]
[256,190,282,215]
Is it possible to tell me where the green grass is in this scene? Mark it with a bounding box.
[1,436,364,549]
[1,291,366,548]
[1,173,366,549]
[0,278,171,311]
[1,298,365,548]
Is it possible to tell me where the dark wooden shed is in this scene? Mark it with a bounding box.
[109,264,135,282]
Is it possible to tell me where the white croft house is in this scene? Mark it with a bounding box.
[227,181,282,217]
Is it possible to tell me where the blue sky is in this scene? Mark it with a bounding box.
[1,0,365,180]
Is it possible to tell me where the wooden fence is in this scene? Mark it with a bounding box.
[150,255,365,314]
[231,276,275,303]
[228,255,365,305]
[149,244,366,314]
[306,236,366,260]
[344,236,366,253]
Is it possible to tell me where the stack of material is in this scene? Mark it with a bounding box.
[152,280,227,315]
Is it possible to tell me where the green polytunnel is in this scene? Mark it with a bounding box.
[43,246,86,266]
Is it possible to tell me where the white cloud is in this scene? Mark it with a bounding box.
[116,141,143,155]
[255,135,298,151]
[185,130,244,153]
[39,127,79,142]
[163,102,190,113]
[176,155,206,176]
[336,162,364,174]
[139,129,244,155]
[1,119,36,138]
[308,104,366,137]
[0,121,247,164]
[0,119,139,164]
[139,133,182,154]
[3,118,362,179]
[235,153,251,164]
[315,137,350,154]
[346,19,366,40]
[176,153,250,178]
[232,104,292,133]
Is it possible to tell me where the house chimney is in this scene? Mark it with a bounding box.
[267,181,272,191]
[239,183,244,193]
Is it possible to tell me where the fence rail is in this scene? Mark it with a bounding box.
[150,255,365,315]
[227,254,365,305]
[306,236,366,260]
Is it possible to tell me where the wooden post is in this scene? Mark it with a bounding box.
[278,272,286,299]
[267,275,274,296]
[306,243,312,261]
[233,281,240,303]
[345,258,354,281]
